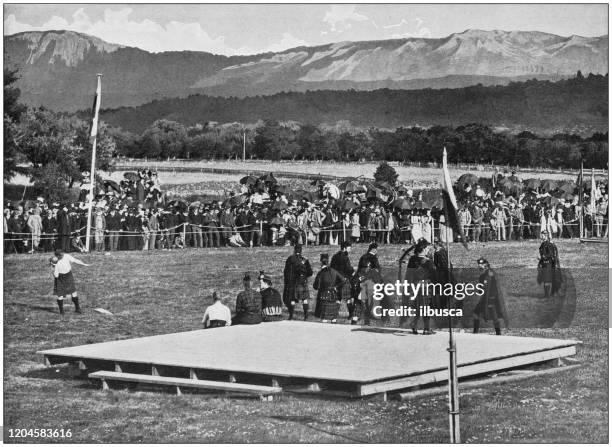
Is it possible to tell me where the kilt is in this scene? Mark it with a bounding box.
[338,281,352,301]
[293,282,310,302]
[318,290,340,320]
[54,271,76,296]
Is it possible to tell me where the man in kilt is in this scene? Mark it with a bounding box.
[282,244,313,320]
[330,241,355,321]
[474,258,509,335]
[51,249,89,315]
[259,272,283,322]
[313,253,346,323]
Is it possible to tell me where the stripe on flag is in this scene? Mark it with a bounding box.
[90,76,101,138]
[441,147,468,250]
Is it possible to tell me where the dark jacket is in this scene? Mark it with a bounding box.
[235,289,262,324]
[330,250,354,277]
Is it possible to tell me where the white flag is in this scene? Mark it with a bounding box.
[90,75,101,138]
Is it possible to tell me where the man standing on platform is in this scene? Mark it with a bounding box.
[233,273,262,325]
[473,258,509,335]
[330,241,355,311]
[283,244,313,320]
[357,242,383,325]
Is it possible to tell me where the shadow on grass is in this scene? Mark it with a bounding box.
[6,301,58,314]
[269,415,366,443]
[23,364,88,381]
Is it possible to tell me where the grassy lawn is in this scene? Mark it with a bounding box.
[3,240,608,443]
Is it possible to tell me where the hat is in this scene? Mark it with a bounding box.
[260,274,272,285]
[294,244,303,254]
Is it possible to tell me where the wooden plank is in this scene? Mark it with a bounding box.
[398,364,581,401]
[358,346,576,396]
[88,371,282,395]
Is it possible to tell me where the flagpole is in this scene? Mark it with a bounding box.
[85,74,102,252]
[579,161,584,238]
[442,147,460,443]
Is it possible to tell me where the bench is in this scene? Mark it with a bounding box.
[88,370,282,400]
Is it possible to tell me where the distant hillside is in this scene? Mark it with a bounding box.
[97,75,608,136]
[4,29,608,111]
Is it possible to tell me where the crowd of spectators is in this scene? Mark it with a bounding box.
[3,169,608,254]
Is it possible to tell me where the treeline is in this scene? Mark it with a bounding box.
[98,74,609,135]
[111,119,607,169]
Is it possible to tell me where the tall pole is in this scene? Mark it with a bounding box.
[243,131,246,162]
[441,146,460,443]
[85,74,102,252]
[445,227,460,443]
[579,161,584,238]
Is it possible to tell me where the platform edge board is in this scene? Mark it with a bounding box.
[37,336,580,384]
[88,371,282,394]
[357,345,576,396]
[356,342,579,385]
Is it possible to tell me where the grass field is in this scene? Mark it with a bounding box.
[3,240,608,443]
[116,159,590,185]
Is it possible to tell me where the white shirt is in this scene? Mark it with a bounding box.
[202,301,232,327]
[54,254,77,277]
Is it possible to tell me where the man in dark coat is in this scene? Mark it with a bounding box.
[330,241,354,301]
[474,258,509,335]
[282,244,313,320]
[405,242,437,335]
[537,230,562,296]
[357,242,383,324]
[313,253,346,322]
[56,206,71,252]
[233,273,262,325]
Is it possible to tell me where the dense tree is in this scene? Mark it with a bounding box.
[374,161,399,186]
[4,68,27,181]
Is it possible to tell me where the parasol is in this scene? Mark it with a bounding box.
[457,173,479,186]
[391,198,413,210]
[123,172,139,182]
[103,180,121,193]
[524,178,541,190]
[540,179,558,192]
[240,175,258,186]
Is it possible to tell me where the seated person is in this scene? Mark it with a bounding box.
[201,292,232,328]
[228,232,247,247]
[233,273,262,325]
[259,272,283,322]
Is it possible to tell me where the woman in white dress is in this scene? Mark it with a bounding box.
[411,211,422,242]
[350,211,361,243]
[421,211,432,243]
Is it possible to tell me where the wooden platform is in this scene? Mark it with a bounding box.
[38,321,578,397]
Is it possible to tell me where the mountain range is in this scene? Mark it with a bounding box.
[4,29,608,112]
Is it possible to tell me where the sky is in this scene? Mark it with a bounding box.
[3,3,609,55]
